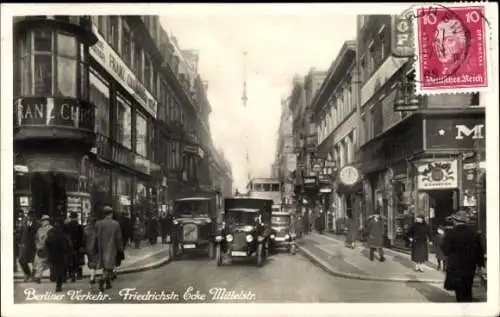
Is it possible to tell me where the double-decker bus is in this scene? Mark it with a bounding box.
[246,178,282,213]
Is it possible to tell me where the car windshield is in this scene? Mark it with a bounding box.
[271,215,290,225]
[225,210,259,226]
[173,199,210,217]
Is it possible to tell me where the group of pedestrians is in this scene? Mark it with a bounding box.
[342,208,486,303]
[15,206,125,293]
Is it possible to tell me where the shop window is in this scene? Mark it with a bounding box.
[272,184,280,192]
[89,69,110,137]
[116,94,133,149]
[135,111,148,157]
[16,29,87,98]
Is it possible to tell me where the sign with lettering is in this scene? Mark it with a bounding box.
[90,25,158,118]
[14,97,94,131]
[391,14,414,57]
[425,118,486,149]
[417,160,458,190]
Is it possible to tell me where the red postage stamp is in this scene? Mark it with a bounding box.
[414,5,490,94]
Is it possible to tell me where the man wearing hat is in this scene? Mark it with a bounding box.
[96,205,123,292]
[32,215,53,283]
[63,212,85,282]
[441,209,485,302]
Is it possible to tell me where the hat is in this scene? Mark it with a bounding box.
[449,210,470,224]
[103,205,113,216]
[70,212,78,219]
[41,215,50,221]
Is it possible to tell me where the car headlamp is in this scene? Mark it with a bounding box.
[173,220,179,225]
[285,234,290,240]
[246,234,254,242]
[215,235,223,242]
[270,234,276,239]
[226,234,234,242]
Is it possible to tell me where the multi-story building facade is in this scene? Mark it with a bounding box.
[273,98,297,210]
[310,40,359,233]
[13,15,231,223]
[355,14,484,249]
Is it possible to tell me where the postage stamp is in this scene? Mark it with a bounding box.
[413,4,490,95]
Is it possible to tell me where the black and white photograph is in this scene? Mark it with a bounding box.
[1,3,498,317]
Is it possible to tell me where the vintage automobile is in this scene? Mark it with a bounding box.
[169,194,219,260]
[214,198,273,267]
[269,210,296,254]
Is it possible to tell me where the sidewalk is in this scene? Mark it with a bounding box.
[298,232,446,283]
[14,242,170,282]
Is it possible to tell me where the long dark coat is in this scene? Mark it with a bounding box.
[64,220,85,265]
[45,225,71,277]
[365,216,385,248]
[18,220,37,262]
[441,224,485,291]
[345,217,358,244]
[407,222,431,262]
[83,223,99,269]
[96,217,123,270]
[117,215,132,245]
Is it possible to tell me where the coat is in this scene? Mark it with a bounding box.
[18,220,37,262]
[83,223,99,269]
[432,232,446,261]
[407,222,431,262]
[96,217,123,270]
[364,216,385,248]
[345,218,358,244]
[64,220,85,265]
[45,225,71,268]
[35,223,53,258]
[441,224,485,291]
[117,215,132,243]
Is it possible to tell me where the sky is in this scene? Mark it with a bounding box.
[160,5,357,191]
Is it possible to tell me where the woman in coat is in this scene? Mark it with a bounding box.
[407,214,431,272]
[441,210,485,302]
[344,215,357,249]
[83,216,99,284]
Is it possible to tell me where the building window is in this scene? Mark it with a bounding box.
[107,16,120,50]
[368,42,375,76]
[122,21,132,66]
[360,55,366,83]
[133,42,143,82]
[144,54,151,91]
[379,30,386,63]
[372,103,383,136]
[17,29,86,98]
[90,69,110,137]
[135,111,148,157]
[97,16,106,35]
[116,94,132,149]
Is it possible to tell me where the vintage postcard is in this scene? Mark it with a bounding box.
[1,3,498,317]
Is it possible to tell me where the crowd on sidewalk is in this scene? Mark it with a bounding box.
[14,206,175,294]
[297,208,486,303]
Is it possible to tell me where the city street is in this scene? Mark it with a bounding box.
[14,250,458,303]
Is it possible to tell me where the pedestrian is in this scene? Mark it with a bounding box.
[132,216,143,249]
[433,225,447,271]
[18,212,37,281]
[159,212,168,243]
[64,212,85,282]
[117,213,132,250]
[14,212,24,273]
[45,217,72,292]
[364,210,386,262]
[407,214,431,272]
[83,216,99,285]
[344,215,357,249]
[32,215,53,283]
[95,206,123,292]
[441,209,485,302]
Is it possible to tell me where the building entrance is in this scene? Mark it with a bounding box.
[428,189,457,229]
[31,173,69,220]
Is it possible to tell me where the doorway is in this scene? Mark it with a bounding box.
[31,173,68,220]
[428,189,457,228]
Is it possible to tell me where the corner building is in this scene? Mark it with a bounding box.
[13,16,232,223]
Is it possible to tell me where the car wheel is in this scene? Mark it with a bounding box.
[208,242,215,259]
[215,244,223,266]
[256,243,263,267]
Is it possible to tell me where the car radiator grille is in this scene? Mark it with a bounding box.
[231,232,247,250]
[183,224,198,242]
[276,229,287,237]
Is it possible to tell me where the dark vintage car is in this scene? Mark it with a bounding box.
[215,198,274,267]
[169,195,218,260]
[269,211,296,254]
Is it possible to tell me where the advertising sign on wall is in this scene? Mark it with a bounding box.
[425,117,485,150]
[417,160,458,190]
[391,14,414,57]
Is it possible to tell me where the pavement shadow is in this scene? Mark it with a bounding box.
[404,280,455,302]
[392,254,418,270]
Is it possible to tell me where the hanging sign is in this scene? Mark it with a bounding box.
[417,160,458,190]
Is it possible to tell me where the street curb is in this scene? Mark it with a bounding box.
[13,250,171,284]
[297,245,444,284]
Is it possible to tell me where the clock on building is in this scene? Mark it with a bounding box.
[338,165,361,187]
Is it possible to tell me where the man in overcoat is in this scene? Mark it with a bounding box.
[441,210,485,302]
[64,212,85,282]
[364,210,386,262]
[45,217,72,292]
[96,206,124,292]
[18,212,37,281]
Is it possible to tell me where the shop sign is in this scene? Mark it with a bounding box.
[417,160,458,190]
[425,118,486,149]
[14,97,94,131]
[391,14,414,57]
[90,26,158,118]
